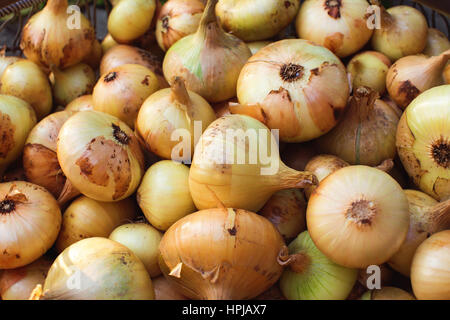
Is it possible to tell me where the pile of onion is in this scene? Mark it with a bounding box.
[233,39,349,142]
[57,110,145,202]
[0,181,61,269]
[159,207,285,300]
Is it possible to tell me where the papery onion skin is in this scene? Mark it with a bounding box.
[137,160,196,231]
[279,231,358,300]
[57,110,145,202]
[155,0,205,52]
[423,28,450,57]
[0,257,52,300]
[55,196,137,253]
[361,287,416,300]
[20,0,95,70]
[307,165,410,268]
[234,39,349,142]
[411,230,450,300]
[163,0,252,103]
[296,0,373,58]
[43,237,154,300]
[0,60,52,120]
[0,95,37,175]
[109,223,163,277]
[396,85,450,201]
[247,41,272,55]
[159,208,285,300]
[152,276,187,300]
[216,0,300,42]
[371,5,428,61]
[0,181,61,269]
[65,95,94,112]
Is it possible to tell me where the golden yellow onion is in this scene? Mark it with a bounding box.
[189,114,317,212]
[216,0,300,41]
[137,160,196,231]
[108,0,156,44]
[93,64,159,128]
[347,51,391,94]
[233,39,349,142]
[57,110,145,202]
[423,28,450,57]
[411,230,450,300]
[20,0,95,69]
[0,60,52,119]
[0,181,61,269]
[0,95,36,175]
[396,85,450,201]
[159,207,285,300]
[307,165,410,268]
[360,287,416,300]
[163,0,252,103]
[0,257,52,300]
[42,237,154,300]
[55,196,136,253]
[316,87,399,166]
[109,222,163,277]
[388,190,450,277]
[246,41,272,55]
[65,95,94,112]
[136,77,216,161]
[296,0,372,58]
[155,0,204,51]
[371,5,428,61]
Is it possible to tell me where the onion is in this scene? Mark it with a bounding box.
[280,142,317,172]
[360,287,415,300]
[0,181,61,269]
[82,39,103,70]
[259,189,307,242]
[371,4,428,61]
[65,95,94,112]
[159,207,285,300]
[99,45,168,89]
[0,60,52,120]
[55,196,137,253]
[386,50,450,109]
[23,110,80,205]
[189,114,318,212]
[92,64,159,128]
[232,39,349,142]
[388,190,450,277]
[20,0,95,69]
[163,0,252,103]
[216,0,300,41]
[136,77,216,161]
[109,222,163,277]
[396,85,450,201]
[411,230,450,300]
[347,51,391,94]
[307,165,410,268]
[246,41,272,55]
[0,51,21,82]
[50,63,96,106]
[295,0,372,58]
[108,0,156,44]
[101,34,118,54]
[0,95,36,175]
[155,0,205,51]
[41,237,154,300]
[0,257,52,300]
[279,231,358,300]
[57,110,145,202]
[423,28,450,57]
[152,276,187,300]
[137,160,196,231]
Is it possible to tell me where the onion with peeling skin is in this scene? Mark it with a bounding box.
[65,95,94,112]
[360,287,415,300]
[423,28,450,57]
[232,39,349,142]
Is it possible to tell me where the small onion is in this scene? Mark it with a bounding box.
[233,39,349,142]
[0,52,21,82]
[360,287,416,300]
[57,110,145,202]
[296,0,373,58]
[55,196,137,253]
[396,85,450,201]
[152,276,187,300]
[159,207,285,300]
[246,41,272,55]
[137,160,196,231]
[411,230,450,300]
[0,181,61,269]
[307,165,410,268]
[42,237,154,300]
[65,95,95,112]
[423,28,450,57]
[109,222,163,277]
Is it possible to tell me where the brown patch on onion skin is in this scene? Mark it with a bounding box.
[398,80,420,107]
[324,32,344,54]
[324,0,342,19]
[0,112,15,159]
